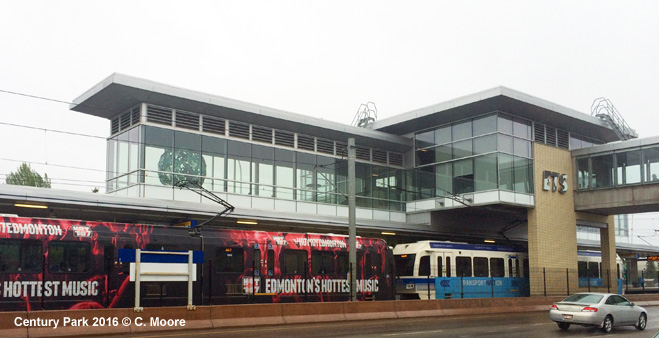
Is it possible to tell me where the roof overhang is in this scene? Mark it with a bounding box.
[70,73,412,153]
[372,86,622,143]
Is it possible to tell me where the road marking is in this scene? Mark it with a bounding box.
[383,330,444,336]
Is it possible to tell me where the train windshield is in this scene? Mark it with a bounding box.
[394,254,416,276]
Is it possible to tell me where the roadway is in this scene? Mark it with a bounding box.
[91,306,659,338]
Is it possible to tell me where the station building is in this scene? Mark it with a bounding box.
[2,73,657,295]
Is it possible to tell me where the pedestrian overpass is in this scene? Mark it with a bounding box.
[573,135,659,215]
[572,135,659,263]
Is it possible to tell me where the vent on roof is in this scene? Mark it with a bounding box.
[120,111,131,131]
[545,126,557,147]
[252,125,273,144]
[389,152,403,167]
[557,129,569,149]
[202,116,225,135]
[147,105,173,126]
[356,147,370,161]
[130,106,140,125]
[175,110,199,131]
[111,117,119,135]
[372,149,387,164]
[336,142,347,157]
[274,130,294,147]
[229,121,250,139]
[316,138,334,155]
[297,134,315,151]
[534,123,545,143]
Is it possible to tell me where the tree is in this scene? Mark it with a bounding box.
[645,260,657,280]
[5,163,51,188]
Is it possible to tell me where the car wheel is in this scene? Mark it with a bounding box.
[601,315,613,333]
[636,313,647,330]
[557,322,570,330]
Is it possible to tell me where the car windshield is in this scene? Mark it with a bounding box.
[561,294,603,304]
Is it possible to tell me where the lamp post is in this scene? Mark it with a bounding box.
[348,138,357,301]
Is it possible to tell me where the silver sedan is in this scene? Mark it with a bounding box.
[549,292,647,333]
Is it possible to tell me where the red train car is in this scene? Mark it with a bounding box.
[0,216,395,311]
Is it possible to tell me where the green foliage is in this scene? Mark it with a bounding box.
[645,260,657,278]
[5,163,51,188]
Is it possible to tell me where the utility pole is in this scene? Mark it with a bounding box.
[348,137,357,301]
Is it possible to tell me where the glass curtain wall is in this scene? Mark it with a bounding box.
[576,145,659,190]
[413,112,534,198]
[125,125,406,211]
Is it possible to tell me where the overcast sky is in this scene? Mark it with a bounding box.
[0,1,657,243]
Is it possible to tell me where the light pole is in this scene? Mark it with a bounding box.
[348,138,357,301]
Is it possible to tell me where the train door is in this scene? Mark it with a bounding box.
[508,256,520,277]
[432,252,452,277]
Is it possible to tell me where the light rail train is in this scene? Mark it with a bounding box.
[0,216,395,311]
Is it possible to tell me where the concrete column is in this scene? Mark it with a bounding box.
[600,218,617,291]
[629,258,639,287]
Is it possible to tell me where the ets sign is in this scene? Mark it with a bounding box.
[543,170,568,194]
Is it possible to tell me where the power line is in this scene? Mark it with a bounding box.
[0,121,106,140]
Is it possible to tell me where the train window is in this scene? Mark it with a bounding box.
[456,256,472,277]
[0,239,42,273]
[578,261,588,278]
[490,258,504,277]
[588,262,599,278]
[419,255,430,276]
[437,257,443,277]
[617,264,620,279]
[515,259,520,278]
[394,254,416,276]
[215,247,244,274]
[336,252,349,275]
[508,258,513,277]
[253,249,261,270]
[267,249,275,275]
[372,251,381,275]
[473,257,488,277]
[48,242,90,273]
[145,244,178,251]
[446,257,451,277]
[282,250,308,275]
[523,259,529,278]
[312,251,334,275]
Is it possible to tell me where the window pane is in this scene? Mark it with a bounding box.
[473,114,497,136]
[312,251,334,275]
[643,147,659,183]
[490,258,505,277]
[436,163,452,197]
[417,149,436,166]
[48,242,90,273]
[616,150,641,185]
[498,134,513,154]
[419,256,430,276]
[453,139,473,159]
[576,157,590,189]
[452,121,472,141]
[283,250,308,275]
[456,256,472,277]
[497,113,513,135]
[453,159,474,194]
[473,257,489,277]
[474,134,497,155]
[434,125,451,145]
[434,144,452,163]
[513,138,531,158]
[216,247,244,273]
[499,153,513,191]
[513,156,532,193]
[513,117,531,139]
[474,154,497,191]
[416,130,434,148]
[591,154,614,188]
[275,149,295,199]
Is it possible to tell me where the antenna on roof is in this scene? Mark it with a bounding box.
[352,102,377,128]
[591,98,638,140]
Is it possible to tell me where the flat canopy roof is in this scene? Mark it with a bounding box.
[372,86,621,143]
[70,73,412,153]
